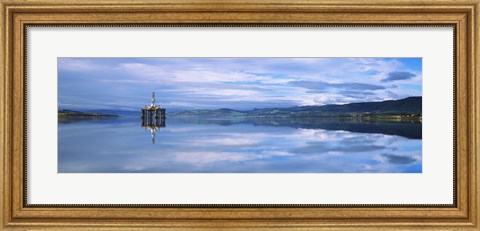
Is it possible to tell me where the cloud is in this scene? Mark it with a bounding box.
[290,80,385,91]
[338,90,377,99]
[58,58,108,72]
[292,141,385,154]
[382,154,417,164]
[58,57,422,110]
[381,71,416,82]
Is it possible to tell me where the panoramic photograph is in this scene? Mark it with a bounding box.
[58,57,422,173]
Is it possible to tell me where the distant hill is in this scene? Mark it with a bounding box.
[58,110,118,117]
[58,110,119,123]
[171,97,422,118]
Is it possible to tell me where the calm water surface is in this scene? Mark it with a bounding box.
[58,115,422,173]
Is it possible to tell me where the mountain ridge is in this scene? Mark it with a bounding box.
[171,97,422,118]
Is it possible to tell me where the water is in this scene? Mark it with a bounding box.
[58,115,422,173]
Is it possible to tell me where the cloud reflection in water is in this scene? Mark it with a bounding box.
[58,117,421,173]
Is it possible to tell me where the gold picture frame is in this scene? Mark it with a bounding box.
[1,0,479,230]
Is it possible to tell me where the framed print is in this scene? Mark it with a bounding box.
[1,0,479,230]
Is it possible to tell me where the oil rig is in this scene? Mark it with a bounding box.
[141,92,166,144]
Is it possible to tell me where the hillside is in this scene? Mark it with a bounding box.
[58,110,118,123]
[171,97,422,118]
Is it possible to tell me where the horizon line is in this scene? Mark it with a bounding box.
[59,96,422,112]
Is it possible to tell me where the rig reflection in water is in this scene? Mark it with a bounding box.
[141,92,166,144]
[141,117,166,144]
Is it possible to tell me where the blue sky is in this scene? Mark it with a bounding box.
[58,57,422,111]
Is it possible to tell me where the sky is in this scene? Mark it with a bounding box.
[58,57,422,111]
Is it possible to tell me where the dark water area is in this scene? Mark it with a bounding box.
[58,116,422,173]
[173,117,422,139]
